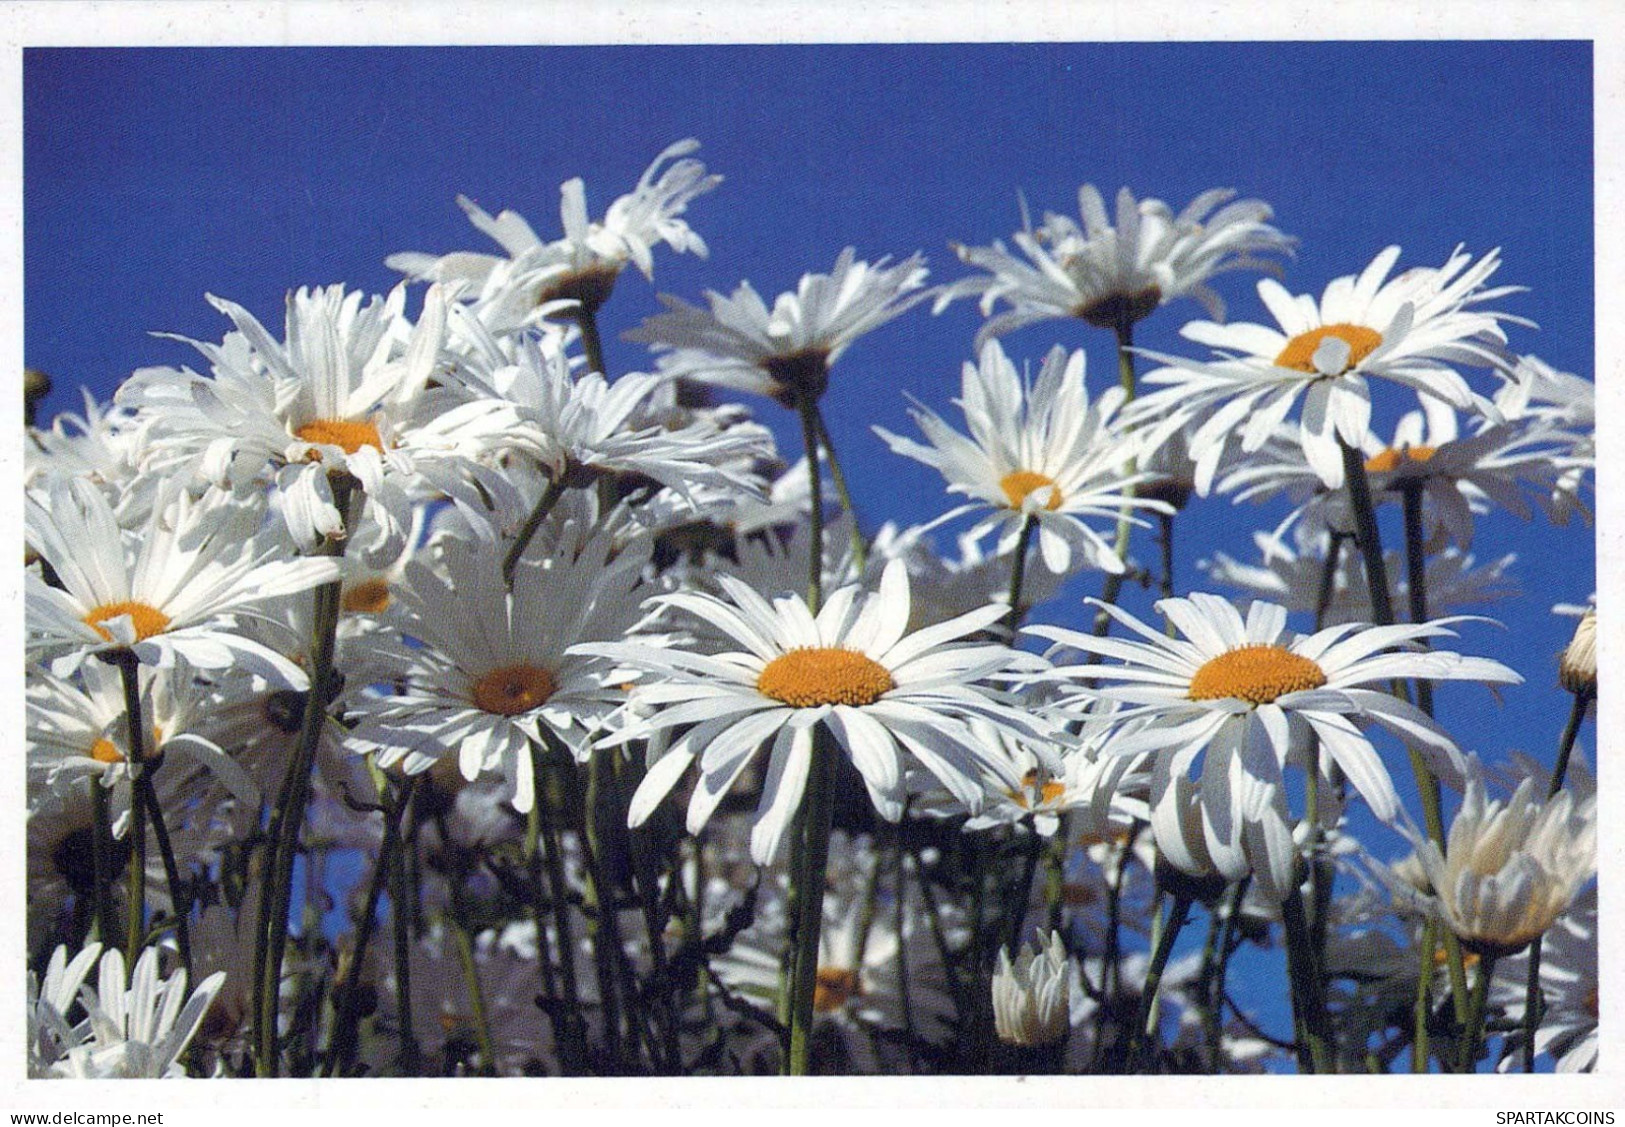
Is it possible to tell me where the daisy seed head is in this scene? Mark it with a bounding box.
[471,663,560,717]
[1187,643,1328,705]
[1559,609,1597,695]
[756,647,896,709]
[813,967,864,1013]
[341,577,393,616]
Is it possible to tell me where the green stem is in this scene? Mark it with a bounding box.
[1400,482,1435,718]
[389,803,422,1077]
[785,725,838,1075]
[575,306,607,378]
[1521,687,1595,1071]
[1092,323,1142,637]
[1281,879,1334,1073]
[1003,514,1037,643]
[136,768,191,987]
[445,910,497,1076]
[324,775,415,1077]
[254,475,355,1076]
[1131,891,1192,1071]
[814,410,867,577]
[89,783,115,947]
[528,740,585,1065]
[502,473,568,586]
[113,651,147,977]
[1458,953,1498,1073]
[1157,511,1175,601]
[798,397,825,611]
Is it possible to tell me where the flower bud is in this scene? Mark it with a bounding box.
[991,931,1074,1048]
[1560,609,1597,696]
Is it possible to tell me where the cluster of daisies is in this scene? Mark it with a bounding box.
[25,140,1596,1079]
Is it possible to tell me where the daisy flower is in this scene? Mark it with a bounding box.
[388,139,721,335]
[26,476,341,684]
[1409,763,1596,957]
[626,247,931,407]
[585,558,1052,863]
[1030,593,1521,884]
[874,340,1170,575]
[118,283,510,562]
[347,518,651,812]
[1129,245,1527,490]
[440,309,772,507]
[47,946,225,1079]
[935,184,1294,345]
[28,942,104,1076]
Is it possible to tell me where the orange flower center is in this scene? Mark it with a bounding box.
[295,418,383,455]
[1008,768,1067,809]
[89,738,124,765]
[756,648,896,708]
[999,470,1063,511]
[813,967,863,1013]
[471,663,559,717]
[1274,323,1384,375]
[1364,445,1438,474]
[83,600,172,643]
[341,577,393,615]
[1188,644,1328,705]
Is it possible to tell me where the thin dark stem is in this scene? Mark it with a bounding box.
[1092,323,1141,637]
[325,776,416,1077]
[814,409,867,576]
[1157,511,1175,601]
[389,800,421,1077]
[1400,482,1435,718]
[1003,514,1038,643]
[529,740,585,1065]
[137,770,192,986]
[1281,880,1334,1073]
[1339,442,1397,628]
[575,307,606,378]
[502,474,568,587]
[1458,954,1498,1073]
[785,725,838,1075]
[797,397,825,611]
[89,783,115,947]
[1130,892,1192,1071]
[1522,687,1595,1071]
[254,473,356,1076]
[114,651,148,976]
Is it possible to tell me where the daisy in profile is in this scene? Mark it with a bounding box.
[585,558,1051,863]
[25,476,340,684]
[626,247,931,407]
[936,184,1294,344]
[388,139,721,335]
[1031,593,1520,853]
[1129,245,1526,490]
[347,517,651,811]
[874,340,1169,575]
[1408,762,1595,957]
[45,946,225,1079]
[441,308,773,507]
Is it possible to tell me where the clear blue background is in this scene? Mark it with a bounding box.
[24,43,1595,1063]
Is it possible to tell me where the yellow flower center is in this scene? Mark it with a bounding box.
[1188,644,1328,705]
[1008,769,1067,809]
[295,418,383,455]
[83,600,172,643]
[1364,445,1438,474]
[999,470,1062,511]
[471,663,559,717]
[341,577,393,615]
[90,738,124,765]
[1274,323,1384,375]
[756,648,896,708]
[813,967,863,1013]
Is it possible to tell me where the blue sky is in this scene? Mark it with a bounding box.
[23,43,1595,1062]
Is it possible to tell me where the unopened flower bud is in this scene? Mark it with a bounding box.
[991,931,1074,1048]
[1560,610,1597,696]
